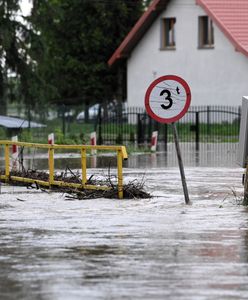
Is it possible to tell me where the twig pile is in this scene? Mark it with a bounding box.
[65,179,151,200]
[0,168,151,200]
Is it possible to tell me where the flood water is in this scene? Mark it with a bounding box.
[1,143,248,299]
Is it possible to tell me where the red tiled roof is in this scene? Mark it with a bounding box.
[197,0,248,57]
[108,0,248,67]
[108,0,169,67]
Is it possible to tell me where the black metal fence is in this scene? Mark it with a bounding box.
[97,106,241,150]
[1,104,241,149]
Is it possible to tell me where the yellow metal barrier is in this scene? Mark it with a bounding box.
[0,141,128,199]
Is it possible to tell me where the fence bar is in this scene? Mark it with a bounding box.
[81,148,87,185]
[98,113,103,145]
[137,114,142,144]
[207,106,210,135]
[195,111,199,151]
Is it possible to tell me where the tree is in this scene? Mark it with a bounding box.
[143,0,153,9]
[0,0,41,115]
[30,0,144,109]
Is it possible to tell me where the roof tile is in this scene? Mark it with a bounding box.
[197,0,248,56]
[109,0,248,66]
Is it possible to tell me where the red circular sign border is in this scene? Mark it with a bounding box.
[145,75,191,124]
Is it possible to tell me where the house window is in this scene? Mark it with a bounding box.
[161,18,176,49]
[198,16,214,48]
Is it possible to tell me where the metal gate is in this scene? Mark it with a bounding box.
[97,106,241,150]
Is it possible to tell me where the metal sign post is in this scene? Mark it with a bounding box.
[172,122,190,204]
[145,75,191,205]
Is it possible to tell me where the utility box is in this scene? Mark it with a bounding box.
[237,96,248,167]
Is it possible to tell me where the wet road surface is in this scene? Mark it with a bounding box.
[0,164,248,300]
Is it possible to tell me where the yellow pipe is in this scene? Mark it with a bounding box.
[121,146,128,160]
[0,140,128,153]
[48,147,54,185]
[10,176,50,186]
[52,180,111,191]
[117,150,123,199]
[81,148,87,185]
[0,140,128,198]
[8,176,111,191]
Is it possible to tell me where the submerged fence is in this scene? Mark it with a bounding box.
[0,140,128,199]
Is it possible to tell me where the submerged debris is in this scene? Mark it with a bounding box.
[65,179,152,200]
[0,169,151,200]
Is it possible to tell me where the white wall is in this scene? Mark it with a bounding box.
[127,0,248,107]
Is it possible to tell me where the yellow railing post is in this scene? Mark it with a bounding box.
[5,144,10,181]
[0,141,128,198]
[48,146,54,185]
[117,149,123,199]
[81,148,87,185]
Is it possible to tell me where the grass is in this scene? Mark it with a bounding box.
[0,119,240,145]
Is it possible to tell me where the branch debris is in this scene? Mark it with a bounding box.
[0,169,151,200]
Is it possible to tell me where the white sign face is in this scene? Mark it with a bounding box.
[145,75,191,123]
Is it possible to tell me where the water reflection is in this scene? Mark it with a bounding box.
[1,201,248,300]
[0,142,240,172]
[0,144,248,299]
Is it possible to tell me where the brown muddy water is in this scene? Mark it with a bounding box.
[0,143,248,299]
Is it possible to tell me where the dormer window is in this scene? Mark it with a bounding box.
[161,17,176,49]
[198,16,214,48]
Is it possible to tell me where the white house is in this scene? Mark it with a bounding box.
[108,0,248,108]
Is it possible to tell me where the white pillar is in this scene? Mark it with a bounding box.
[90,132,97,155]
[48,133,54,145]
[11,135,19,170]
[151,131,158,152]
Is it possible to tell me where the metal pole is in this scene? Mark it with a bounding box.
[172,123,190,205]
[117,150,123,199]
[62,105,66,136]
[195,111,199,152]
[28,103,31,131]
[164,123,168,152]
[48,146,54,186]
[137,114,142,144]
[81,148,87,186]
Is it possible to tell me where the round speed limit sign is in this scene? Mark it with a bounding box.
[145,75,191,123]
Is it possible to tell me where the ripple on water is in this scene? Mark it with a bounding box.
[0,167,247,300]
